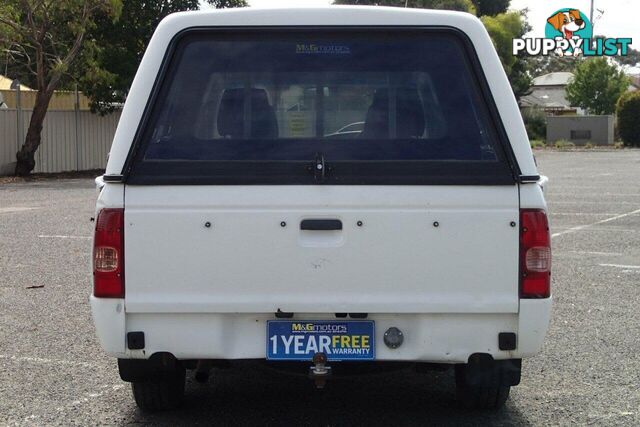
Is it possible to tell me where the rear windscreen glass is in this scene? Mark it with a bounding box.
[127,30,515,185]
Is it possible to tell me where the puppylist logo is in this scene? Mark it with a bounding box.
[513,8,632,57]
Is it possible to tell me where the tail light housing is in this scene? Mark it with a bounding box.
[520,209,551,298]
[93,208,124,298]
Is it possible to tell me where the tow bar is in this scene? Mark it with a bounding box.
[309,352,331,389]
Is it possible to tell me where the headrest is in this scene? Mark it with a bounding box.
[217,88,278,139]
[362,88,425,139]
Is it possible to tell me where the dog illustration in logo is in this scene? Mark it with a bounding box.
[547,9,586,56]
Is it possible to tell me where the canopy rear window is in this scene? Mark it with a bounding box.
[126,29,515,185]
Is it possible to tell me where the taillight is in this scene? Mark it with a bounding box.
[520,209,551,298]
[93,208,124,298]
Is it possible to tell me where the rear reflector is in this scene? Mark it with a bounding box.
[520,209,551,298]
[93,208,124,298]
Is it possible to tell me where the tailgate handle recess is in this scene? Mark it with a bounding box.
[300,219,342,231]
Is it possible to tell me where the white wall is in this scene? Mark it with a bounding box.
[546,115,615,146]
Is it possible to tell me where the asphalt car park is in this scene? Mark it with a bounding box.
[1,149,639,426]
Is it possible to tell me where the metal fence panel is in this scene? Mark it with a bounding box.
[0,109,120,175]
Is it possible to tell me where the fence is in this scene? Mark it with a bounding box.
[0,109,120,175]
[0,89,93,110]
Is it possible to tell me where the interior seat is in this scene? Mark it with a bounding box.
[361,88,425,139]
[217,88,279,139]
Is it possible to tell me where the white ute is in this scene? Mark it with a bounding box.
[91,6,552,412]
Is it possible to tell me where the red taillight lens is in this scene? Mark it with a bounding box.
[520,209,551,298]
[93,208,124,298]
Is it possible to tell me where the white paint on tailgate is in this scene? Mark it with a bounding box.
[124,185,520,314]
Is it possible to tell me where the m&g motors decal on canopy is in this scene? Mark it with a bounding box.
[513,8,632,57]
[296,43,351,55]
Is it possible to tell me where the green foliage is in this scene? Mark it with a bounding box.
[334,1,531,99]
[565,58,630,115]
[593,35,640,69]
[333,0,476,14]
[584,142,594,149]
[614,47,640,69]
[613,141,624,149]
[481,12,532,98]
[527,55,581,76]
[471,0,509,16]
[80,0,247,113]
[521,107,547,141]
[210,0,249,7]
[554,140,575,150]
[0,0,121,91]
[0,0,123,175]
[616,91,640,147]
[334,0,511,16]
[529,140,546,149]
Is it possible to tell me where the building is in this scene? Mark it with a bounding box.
[519,72,580,115]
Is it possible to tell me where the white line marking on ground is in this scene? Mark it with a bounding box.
[551,212,623,216]
[38,235,91,240]
[0,354,98,369]
[64,384,125,410]
[548,193,640,197]
[599,264,640,270]
[561,251,622,256]
[0,207,39,213]
[551,208,640,239]
[552,227,640,234]
[25,384,125,422]
[548,201,638,205]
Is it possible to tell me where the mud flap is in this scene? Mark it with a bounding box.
[118,353,181,382]
[462,354,521,387]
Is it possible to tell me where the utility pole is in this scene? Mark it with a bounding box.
[590,0,594,28]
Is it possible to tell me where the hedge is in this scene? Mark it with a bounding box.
[616,91,640,147]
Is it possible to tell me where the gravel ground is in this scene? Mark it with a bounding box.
[0,150,639,426]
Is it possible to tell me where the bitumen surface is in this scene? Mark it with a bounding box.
[1,150,639,426]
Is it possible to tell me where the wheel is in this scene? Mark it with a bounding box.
[455,365,510,410]
[131,366,186,412]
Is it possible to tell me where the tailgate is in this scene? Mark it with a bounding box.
[124,185,519,314]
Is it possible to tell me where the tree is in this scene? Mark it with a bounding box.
[333,0,513,16]
[80,0,247,114]
[471,0,509,16]
[333,0,476,14]
[616,91,640,147]
[0,0,122,176]
[0,0,247,176]
[335,2,531,98]
[481,11,532,99]
[527,55,581,76]
[565,58,630,115]
[593,35,640,70]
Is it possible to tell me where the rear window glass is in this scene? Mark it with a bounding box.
[127,30,515,185]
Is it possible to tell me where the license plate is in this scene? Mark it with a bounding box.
[267,320,375,361]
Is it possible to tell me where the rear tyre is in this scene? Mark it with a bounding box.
[455,365,510,410]
[131,366,186,412]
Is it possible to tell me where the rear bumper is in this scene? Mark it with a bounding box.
[90,296,551,363]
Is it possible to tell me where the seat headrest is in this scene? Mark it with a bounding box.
[362,88,425,139]
[217,88,278,139]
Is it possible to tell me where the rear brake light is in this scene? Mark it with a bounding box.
[520,209,551,298]
[93,208,124,298]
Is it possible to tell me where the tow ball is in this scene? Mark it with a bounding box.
[309,352,331,389]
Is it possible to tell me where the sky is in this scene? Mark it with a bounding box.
[243,0,639,48]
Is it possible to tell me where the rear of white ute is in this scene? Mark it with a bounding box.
[91,6,551,412]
